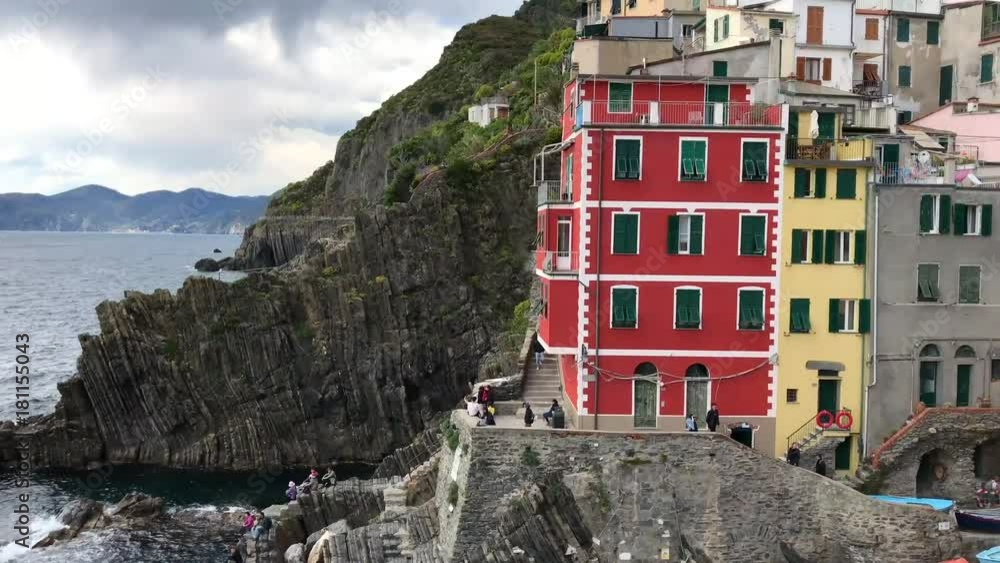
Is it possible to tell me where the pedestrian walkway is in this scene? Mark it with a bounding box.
[521,355,560,407]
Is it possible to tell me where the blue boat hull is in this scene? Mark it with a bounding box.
[956,510,1000,533]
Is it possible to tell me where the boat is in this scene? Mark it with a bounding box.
[870,495,955,512]
[977,546,1000,563]
[956,508,1000,533]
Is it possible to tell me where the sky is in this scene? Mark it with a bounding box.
[0,0,526,196]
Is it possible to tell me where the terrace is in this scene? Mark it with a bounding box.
[785,137,873,163]
[575,100,783,128]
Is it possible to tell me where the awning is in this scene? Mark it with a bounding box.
[900,126,946,151]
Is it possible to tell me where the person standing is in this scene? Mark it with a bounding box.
[286,481,298,501]
[476,385,489,417]
[524,403,535,427]
[786,443,801,466]
[814,454,827,477]
[706,403,720,433]
[241,511,254,534]
[532,337,546,368]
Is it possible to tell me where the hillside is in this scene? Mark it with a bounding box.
[0,185,270,234]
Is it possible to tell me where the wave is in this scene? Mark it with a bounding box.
[0,514,65,563]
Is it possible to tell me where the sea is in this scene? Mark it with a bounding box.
[0,232,369,562]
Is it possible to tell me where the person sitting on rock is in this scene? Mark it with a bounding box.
[478,409,496,426]
[322,465,337,489]
[543,400,560,425]
[227,543,244,563]
[286,481,298,501]
[524,403,535,427]
[465,396,479,417]
[241,511,254,534]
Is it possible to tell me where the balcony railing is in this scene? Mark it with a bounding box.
[576,100,783,128]
[576,14,607,34]
[537,250,579,275]
[875,163,946,185]
[537,181,574,206]
[847,106,895,130]
[785,137,871,162]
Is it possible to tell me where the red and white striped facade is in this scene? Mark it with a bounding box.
[535,75,788,452]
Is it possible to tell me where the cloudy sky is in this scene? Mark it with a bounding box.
[0,0,525,196]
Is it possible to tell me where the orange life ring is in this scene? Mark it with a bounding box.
[816,410,835,429]
[835,411,854,430]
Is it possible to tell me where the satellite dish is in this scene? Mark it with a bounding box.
[917,151,931,164]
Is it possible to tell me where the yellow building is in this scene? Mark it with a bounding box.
[776,109,873,474]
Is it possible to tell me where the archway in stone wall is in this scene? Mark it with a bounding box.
[916,448,954,498]
[975,438,1000,481]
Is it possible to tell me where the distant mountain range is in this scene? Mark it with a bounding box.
[0,185,271,234]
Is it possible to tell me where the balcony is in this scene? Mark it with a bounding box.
[536,250,579,275]
[875,163,946,185]
[576,100,783,128]
[538,181,573,206]
[785,137,872,163]
[846,105,895,131]
[851,80,884,99]
[533,142,567,208]
[576,14,607,35]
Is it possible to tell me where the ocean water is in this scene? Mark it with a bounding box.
[0,232,370,562]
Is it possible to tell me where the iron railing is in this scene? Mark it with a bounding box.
[847,105,895,130]
[537,181,574,206]
[875,162,946,185]
[785,408,854,451]
[785,137,872,161]
[576,100,783,128]
[852,79,884,99]
[536,250,579,275]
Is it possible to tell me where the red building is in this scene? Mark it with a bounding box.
[534,74,786,453]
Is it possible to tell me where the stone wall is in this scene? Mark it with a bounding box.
[439,412,964,563]
[872,408,1000,502]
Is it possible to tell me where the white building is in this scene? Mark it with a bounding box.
[467,97,510,127]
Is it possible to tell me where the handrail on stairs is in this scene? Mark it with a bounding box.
[786,408,853,451]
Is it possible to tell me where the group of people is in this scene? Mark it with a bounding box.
[784,443,828,476]
[225,510,273,562]
[286,466,338,501]
[465,384,498,426]
[976,476,1000,507]
[685,404,721,432]
[523,399,561,428]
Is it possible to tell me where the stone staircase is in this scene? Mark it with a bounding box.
[521,356,561,409]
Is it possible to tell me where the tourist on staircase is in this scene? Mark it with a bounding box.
[706,403,720,433]
[786,443,801,467]
[814,454,827,477]
[532,336,546,368]
[524,403,535,427]
[465,396,480,417]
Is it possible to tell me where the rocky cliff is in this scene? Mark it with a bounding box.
[0,133,542,470]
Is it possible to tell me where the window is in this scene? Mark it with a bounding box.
[897,110,912,124]
[927,21,939,45]
[611,286,638,328]
[957,345,977,358]
[675,288,702,329]
[713,18,719,42]
[805,58,823,81]
[790,298,811,333]
[536,216,545,249]
[982,54,994,84]
[723,15,730,39]
[611,0,622,14]
[919,194,951,234]
[563,154,573,199]
[806,6,824,44]
[829,299,870,333]
[833,231,852,264]
[992,359,1000,382]
[739,215,767,256]
[541,283,549,318]
[793,168,811,198]
[713,60,728,77]
[682,24,695,38]
[960,265,982,304]
[810,230,825,264]
[954,203,985,235]
[897,17,909,42]
[786,389,798,403]
[836,169,857,199]
[738,289,765,330]
[898,65,911,88]
[790,229,810,264]
[917,263,940,302]
[609,82,633,113]
[612,213,639,254]
[865,18,879,40]
[741,141,768,182]
[614,138,641,180]
[668,214,704,255]
[679,139,707,181]
[769,18,784,34]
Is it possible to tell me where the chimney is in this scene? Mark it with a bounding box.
[968,97,980,112]
[943,155,957,184]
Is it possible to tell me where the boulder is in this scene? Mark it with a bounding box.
[194,258,221,272]
[306,519,349,556]
[284,543,306,563]
[213,248,223,254]
[107,492,164,519]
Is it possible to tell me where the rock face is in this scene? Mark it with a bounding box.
[231,216,355,270]
[1,134,540,472]
[194,258,221,272]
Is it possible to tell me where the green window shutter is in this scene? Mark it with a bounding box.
[564,154,573,196]
[613,214,639,254]
[836,169,857,199]
[824,229,837,264]
[743,142,767,181]
[615,139,640,180]
[713,61,728,77]
[676,289,701,328]
[982,54,994,83]
[829,299,841,333]
[917,264,940,301]
[714,19,719,42]
[790,298,811,333]
[723,15,730,38]
[680,140,706,181]
[960,266,981,304]
[814,168,827,198]
[794,168,810,197]
[791,229,806,263]
[667,215,680,255]
[811,230,825,263]
[739,290,764,330]
[740,216,766,256]
[919,195,934,233]
[954,203,967,235]
[609,83,633,112]
[859,299,871,333]
[939,195,951,233]
[690,215,704,255]
[897,18,909,42]
[927,21,939,45]
[983,204,993,236]
[769,18,783,32]
[612,287,638,328]
[898,65,911,88]
[854,230,867,265]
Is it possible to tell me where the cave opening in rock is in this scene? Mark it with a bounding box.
[916,448,953,497]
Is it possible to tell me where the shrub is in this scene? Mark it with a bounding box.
[448,482,460,506]
[521,445,541,467]
[384,164,416,206]
[474,83,496,100]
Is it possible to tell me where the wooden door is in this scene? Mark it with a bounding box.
[957,364,971,407]
[633,380,657,428]
[920,361,938,407]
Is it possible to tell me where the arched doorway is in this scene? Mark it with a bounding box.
[633,363,658,429]
[956,345,976,407]
[916,448,953,498]
[685,364,710,422]
[975,438,1000,481]
[919,345,941,407]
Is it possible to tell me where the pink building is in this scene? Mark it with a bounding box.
[911,99,1000,163]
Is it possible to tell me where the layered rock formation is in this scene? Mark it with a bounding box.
[0,133,541,471]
